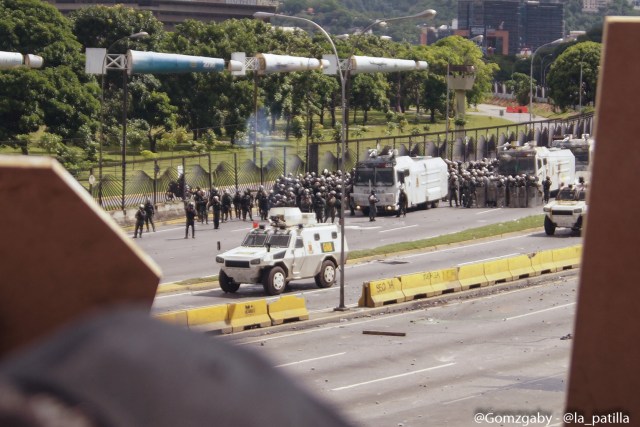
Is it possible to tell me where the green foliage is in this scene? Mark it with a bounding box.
[140,150,159,159]
[506,72,533,106]
[547,42,601,110]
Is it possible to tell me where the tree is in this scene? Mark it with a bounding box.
[350,73,389,124]
[0,0,98,154]
[0,70,47,153]
[506,72,532,107]
[128,75,177,152]
[547,42,601,110]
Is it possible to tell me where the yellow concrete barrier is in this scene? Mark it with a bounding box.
[530,249,557,274]
[399,272,432,300]
[428,268,461,295]
[552,245,582,270]
[268,295,309,325]
[483,258,513,284]
[508,254,538,278]
[458,263,488,289]
[186,304,229,330]
[154,310,188,326]
[367,277,405,307]
[358,283,370,307]
[224,299,271,333]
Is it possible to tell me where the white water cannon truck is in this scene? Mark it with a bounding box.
[497,145,575,195]
[351,152,448,216]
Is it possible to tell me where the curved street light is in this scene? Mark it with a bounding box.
[529,36,576,122]
[253,9,436,310]
[100,31,149,209]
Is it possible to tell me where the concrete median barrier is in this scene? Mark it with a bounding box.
[224,299,271,333]
[458,264,488,290]
[186,304,229,330]
[428,268,461,295]
[552,245,582,270]
[530,249,557,274]
[508,254,538,279]
[483,258,513,285]
[399,272,432,301]
[366,278,405,307]
[268,295,309,325]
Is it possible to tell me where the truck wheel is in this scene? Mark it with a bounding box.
[361,207,369,217]
[315,259,336,288]
[263,266,287,296]
[544,216,556,236]
[219,270,240,293]
[431,200,440,208]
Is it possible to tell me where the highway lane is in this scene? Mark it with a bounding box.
[220,273,577,427]
[134,204,544,284]
[151,230,580,314]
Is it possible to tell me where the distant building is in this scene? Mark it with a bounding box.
[455,0,564,55]
[45,0,279,30]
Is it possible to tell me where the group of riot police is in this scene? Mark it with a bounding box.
[266,170,356,223]
[446,159,542,209]
[171,158,544,240]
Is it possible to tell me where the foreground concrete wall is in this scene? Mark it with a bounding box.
[565,17,640,424]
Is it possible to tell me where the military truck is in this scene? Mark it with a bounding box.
[215,207,348,296]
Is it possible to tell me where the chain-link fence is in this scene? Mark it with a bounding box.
[78,113,594,211]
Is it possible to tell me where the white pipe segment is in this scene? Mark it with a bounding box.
[349,56,426,74]
[256,53,327,74]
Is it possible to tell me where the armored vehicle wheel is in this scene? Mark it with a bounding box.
[430,200,440,208]
[315,259,336,288]
[544,216,556,236]
[361,207,369,217]
[219,270,240,293]
[263,266,287,296]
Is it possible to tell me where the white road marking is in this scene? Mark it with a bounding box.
[457,253,521,266]
[275,352,346,368]
[476,208,502,215]
[331,363,456,391]
[345,225,382,230]
[379,224,418,234]
[441,395,479,405]
[505,302,575,321]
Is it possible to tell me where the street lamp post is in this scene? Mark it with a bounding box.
[529,36,576,122]
[100,31,149,209]
[254,9,436,310]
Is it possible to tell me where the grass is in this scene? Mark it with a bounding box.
[167,214,545,287]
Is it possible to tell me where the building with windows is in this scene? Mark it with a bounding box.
[46,0,279,29]
[456,0,564,56]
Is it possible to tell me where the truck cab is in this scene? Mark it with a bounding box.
[215,207,347,296]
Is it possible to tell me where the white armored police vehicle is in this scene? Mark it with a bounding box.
[216,207,348,296]
[497,145,575,195]
[351,151,448,215]
[543,185,587,235]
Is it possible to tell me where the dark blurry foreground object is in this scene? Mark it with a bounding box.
[0,307,354,427]
[0,156,160,358]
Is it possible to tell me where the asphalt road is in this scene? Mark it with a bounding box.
[151,229,581,315]
[220,272,577,427]
[134,204,545,285]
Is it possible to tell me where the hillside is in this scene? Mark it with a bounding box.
[280,0,639,43]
